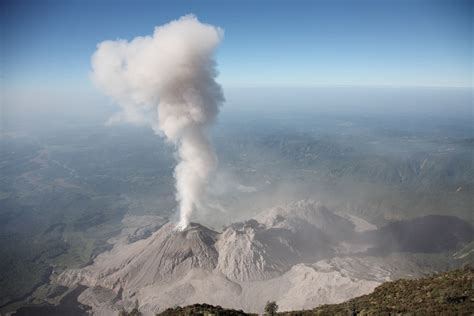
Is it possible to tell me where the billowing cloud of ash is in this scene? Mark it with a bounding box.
[91,15,224,230]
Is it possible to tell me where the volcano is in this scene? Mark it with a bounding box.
[55,200,471,315]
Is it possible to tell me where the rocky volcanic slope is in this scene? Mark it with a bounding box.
[151,267,474,316]
[54,200,473,315]
[58,222,218,289]
[293,266,474,315]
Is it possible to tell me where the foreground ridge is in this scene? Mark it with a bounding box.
[158,304,257,316]
[152,267,473,316]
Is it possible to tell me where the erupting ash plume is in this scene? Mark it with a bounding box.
[91,15,224,230]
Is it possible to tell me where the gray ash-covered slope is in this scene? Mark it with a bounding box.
[257,200,355,240]
[55,200,474,315]
[58,222,219,290]
[124,222,219,286]
[60,201,352,288]
[56,200,364,315]
[217,219,306,282]
[217,200,354,282]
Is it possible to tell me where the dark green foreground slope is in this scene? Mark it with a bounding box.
[155,267,473,316]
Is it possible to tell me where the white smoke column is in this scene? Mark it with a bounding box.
[91,15,224,230]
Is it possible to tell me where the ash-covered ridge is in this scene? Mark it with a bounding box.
[58,222,219,290]
[55,200,473,315]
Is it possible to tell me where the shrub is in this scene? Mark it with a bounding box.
[264,301,278,315]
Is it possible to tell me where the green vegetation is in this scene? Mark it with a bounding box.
[158,304,255,316]
[264,301,278,315]
[0,127,175,311]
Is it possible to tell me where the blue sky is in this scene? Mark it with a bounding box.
[2,0,472,92]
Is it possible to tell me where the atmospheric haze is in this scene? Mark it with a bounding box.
[91,15,224,230]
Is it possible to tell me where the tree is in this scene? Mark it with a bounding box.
[264,301,278,315]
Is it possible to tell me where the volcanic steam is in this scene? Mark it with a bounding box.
[91,15,224,230]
